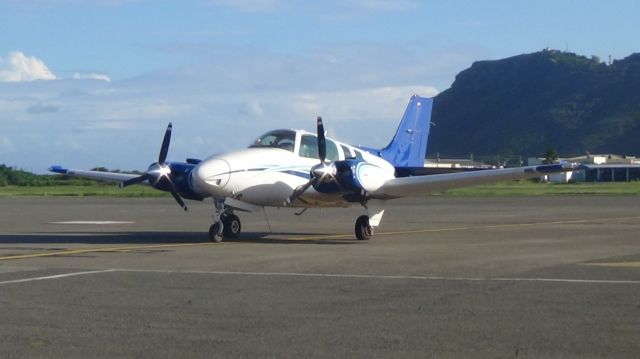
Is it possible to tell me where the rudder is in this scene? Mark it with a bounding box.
[379,95,433,167]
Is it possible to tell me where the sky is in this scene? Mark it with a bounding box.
[0,0,638,172]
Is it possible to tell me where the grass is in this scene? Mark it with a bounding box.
[438,180,640,196]
[2,181,640,198]
[0,185,170,197]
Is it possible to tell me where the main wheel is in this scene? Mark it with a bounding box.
[222,214,241,238]
[208,222,224,243]
[355,215,372,241]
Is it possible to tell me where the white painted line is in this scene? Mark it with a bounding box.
[4,268,636,286]
[114,269,640,285]
[0,269,116,286]
[49,221,135,225]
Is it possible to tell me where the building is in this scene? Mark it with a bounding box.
[425,158,491,169]
[528,154,640,183]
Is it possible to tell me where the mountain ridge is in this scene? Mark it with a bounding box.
[427,49,640,158]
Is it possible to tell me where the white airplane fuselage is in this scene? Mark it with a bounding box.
[190,129,395,207]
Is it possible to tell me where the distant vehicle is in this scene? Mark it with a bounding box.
[50,95,576,242]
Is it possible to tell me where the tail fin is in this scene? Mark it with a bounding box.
[379,95,433,167]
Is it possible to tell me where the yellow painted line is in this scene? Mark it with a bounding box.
[272,217,616,241]
[582,261,640,268]
[376,215,640,237]
[235,214,640,242]
[285,233,355,241]
[0,242,219,261]
[2,214,639,260]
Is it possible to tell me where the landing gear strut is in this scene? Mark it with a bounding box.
[355,215,372,241]
[208,198,242,242]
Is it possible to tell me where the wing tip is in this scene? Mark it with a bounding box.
[49,165,68,174]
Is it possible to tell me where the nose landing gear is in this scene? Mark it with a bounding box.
[208,222,224,243]
[208,198,242,242]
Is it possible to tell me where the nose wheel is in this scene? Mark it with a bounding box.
[208,198,242,242]
[209,222,224,243]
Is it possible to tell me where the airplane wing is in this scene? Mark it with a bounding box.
[375,162,580,198]
[49,166,145,184]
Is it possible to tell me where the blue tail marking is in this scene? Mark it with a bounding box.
[378,95,433,167]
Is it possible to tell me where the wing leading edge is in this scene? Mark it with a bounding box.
[375,162,580,198]
[49,166,145,184]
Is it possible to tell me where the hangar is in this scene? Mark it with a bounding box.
[529,154,640,183]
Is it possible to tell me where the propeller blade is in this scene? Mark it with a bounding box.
[118,174,148,188]
[286,178,316,205]
[168,186,188,211]
[158,122,173,164]
[317,116,326,163]
[286,116,333,205]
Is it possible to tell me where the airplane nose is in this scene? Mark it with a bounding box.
[192,158,231,195]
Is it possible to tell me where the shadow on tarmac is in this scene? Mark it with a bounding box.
[0,231,358,246]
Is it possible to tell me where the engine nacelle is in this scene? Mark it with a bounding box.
[148,162,204,201]
[312,159,395,202]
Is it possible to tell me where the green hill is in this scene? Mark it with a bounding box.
[428,50,640,158]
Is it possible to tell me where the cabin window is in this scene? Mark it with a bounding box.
[299,135,339,161]
[250,130,296,152]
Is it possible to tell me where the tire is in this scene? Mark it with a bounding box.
[222,214,241,238]
[208,222,224,243]
[355,215,372,241]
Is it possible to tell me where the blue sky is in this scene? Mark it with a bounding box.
[0,0,638,172]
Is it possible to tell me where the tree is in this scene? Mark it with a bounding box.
[543,148,559,164]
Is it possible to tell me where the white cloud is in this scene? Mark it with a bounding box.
[287,85,438,121]
[0,136,15,153]
[0,42,471,171]
[244,101,265,117]
[0,51,56,82]
[54,138,84,151]
[72,72,111,82]
[26,103,59,114]
[108,102,191,120]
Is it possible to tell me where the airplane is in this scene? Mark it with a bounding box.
[49,95,578,242]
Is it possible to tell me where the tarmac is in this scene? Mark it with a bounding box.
[0,196,639,358]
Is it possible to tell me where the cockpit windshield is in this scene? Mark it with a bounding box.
[249,130,296,152]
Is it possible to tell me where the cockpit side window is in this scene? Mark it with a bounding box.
[299,135,319,159]
[326,140,339,161]
[250,130,296,152]
[299,134,339,160]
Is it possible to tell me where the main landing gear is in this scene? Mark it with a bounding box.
[208,198,242,243]
[355,215,373,240]
[354,200,384,241]
[207,199,382,242]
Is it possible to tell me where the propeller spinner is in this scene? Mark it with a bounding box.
[119,123,188,211]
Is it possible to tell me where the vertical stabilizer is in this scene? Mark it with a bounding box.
[379,95,433,167]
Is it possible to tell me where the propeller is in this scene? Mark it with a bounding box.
[317,116,326,163]
[285,116,337,205]
[119,123,188,211]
